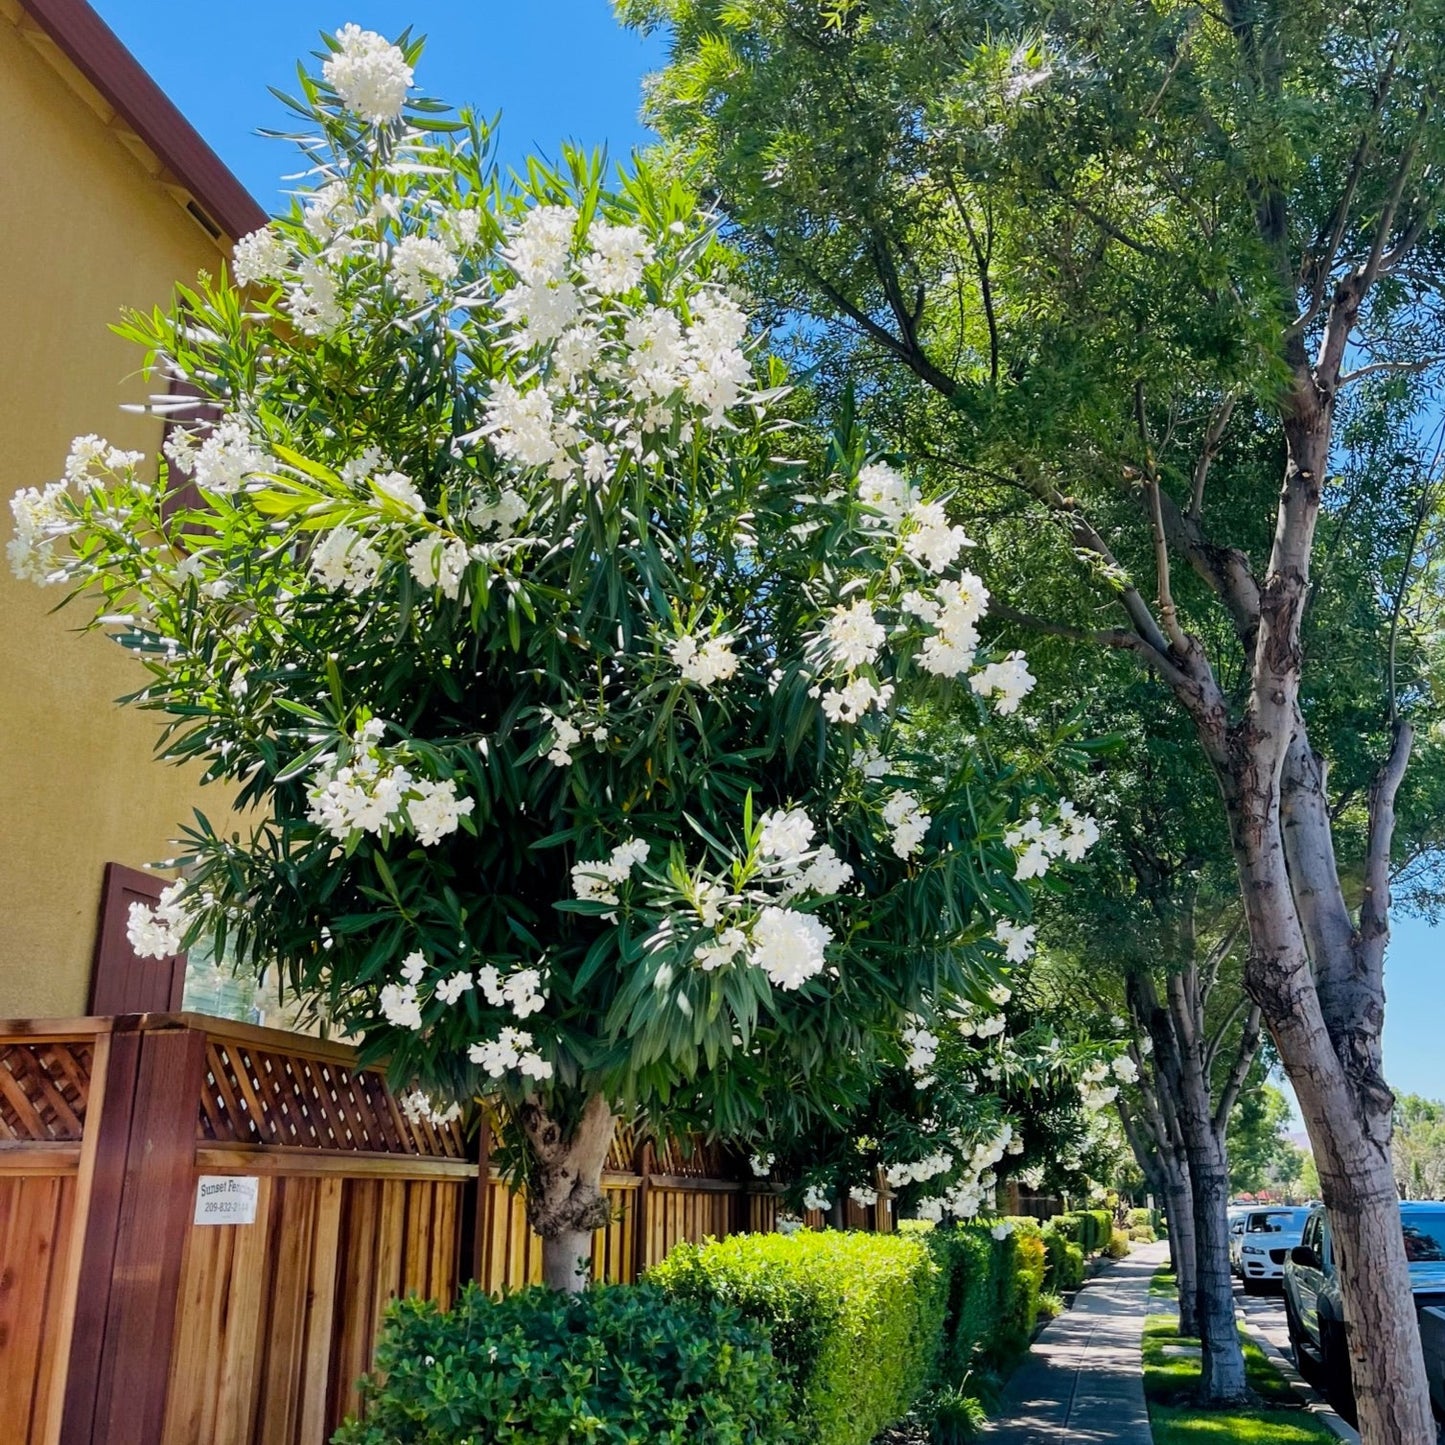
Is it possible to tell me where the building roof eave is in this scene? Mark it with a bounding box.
[15,0,266,245]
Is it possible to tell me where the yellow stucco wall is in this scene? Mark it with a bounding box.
[0,15,238,1016]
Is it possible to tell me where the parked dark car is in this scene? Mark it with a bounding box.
[1282,1200,1445,1417]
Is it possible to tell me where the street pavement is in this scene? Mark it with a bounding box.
[980,1241,1168,1444]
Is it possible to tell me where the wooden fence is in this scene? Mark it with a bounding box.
[0,1014,471,1445]
[473,1123,891,1293]
[1,1013,890,1444]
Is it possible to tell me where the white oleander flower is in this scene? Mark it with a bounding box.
[310,525,382,594]
[232,228,289,286]
[670,633,739,688]
[901,1017,940,1075]
[914,573,989,678]
[820,676,893,724]
[571,839,649,908]
[468,489,528,538]
[373,470,425,514]
[407,534,469,599]
[287,258,345,335]
[391,234,459,304]
[502,204,577,286]
[971,651,1036,715]
[542,711,581,768]
[502,967,547,1019]
[468,1026,551,1080]
[435,971,473,1005]
[749,1152,775,1177]
[824,598,886,669]
[696,927,747,971]
[324,24,413,124]
[757,808,815,869]
[406,777,474,846]
[802,1184,832,1213]
[882,791,930,858]
[579,221,653,295]
[749,906,832,990]
[193,416,269,494]
[125,879,192,959]
[1112,1054,1140,1084]
[380,981,423,1030]
[8,482,73,583]
[399,1090,461,1127]
[850,1184,879,1207]
[994,919,1036,965]
[793,844,853,897]
[856,462,917,527]
[904,499,974,574]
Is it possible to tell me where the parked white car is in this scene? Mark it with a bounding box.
[1228,1206,1250,1276]
[1236,1206,1311,1294]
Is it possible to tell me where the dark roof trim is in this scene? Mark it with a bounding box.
[19,0,266,243]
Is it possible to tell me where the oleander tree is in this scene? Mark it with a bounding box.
[752,962,1134,1223]
[8,27,1097,1290]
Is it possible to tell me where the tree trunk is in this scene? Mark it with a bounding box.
[1260,959,1431,1442]
[1160,968,1250,1404]
[1224,727,1434,1445]
[517,1092,618,1294]
[1186,1131,1247,1401]
[1164,1164,1200,1339]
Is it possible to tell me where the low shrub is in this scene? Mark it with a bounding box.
[651,1229,945,1445]
[333,1280,794,1445]
[1130,1224,1158,1243]
[920,1385,988,1445]
[1105,1229,1131,1259]
[1036,1289,1065,1321]
[1127,1207,1155,1231]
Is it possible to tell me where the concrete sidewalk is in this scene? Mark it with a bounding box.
[980,1240,1168,1445]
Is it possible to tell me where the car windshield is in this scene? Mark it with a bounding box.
[1402,1213,1445,1263]
[1247,1211,1306,1233]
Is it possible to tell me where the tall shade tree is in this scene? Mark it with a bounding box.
[627,0,1445,1434]
[8,28,1097,1291]
[1035,705,1261,1388]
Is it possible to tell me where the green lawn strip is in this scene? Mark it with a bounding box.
[1142,1268,1336,1445]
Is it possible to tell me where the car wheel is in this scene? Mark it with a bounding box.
[1243,1278,1263,1296]
[1320,1318,1357,1425]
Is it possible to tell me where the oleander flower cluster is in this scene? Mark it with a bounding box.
[6,27,1103,1129]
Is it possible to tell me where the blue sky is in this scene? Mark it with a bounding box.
[91,2,666,210]
[93,2,1441,1112]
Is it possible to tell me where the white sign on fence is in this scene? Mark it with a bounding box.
[194,1175,259,1225]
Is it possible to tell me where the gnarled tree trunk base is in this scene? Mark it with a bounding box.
[518,1092,618,1294]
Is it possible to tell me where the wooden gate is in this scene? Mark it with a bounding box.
[0,1014,471,1445]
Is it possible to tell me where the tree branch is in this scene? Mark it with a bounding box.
[1213,1005,1263,1138]
[1338,356,1445,388]
[1189,394,1238,521]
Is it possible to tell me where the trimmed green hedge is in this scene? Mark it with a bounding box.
[1041,1228,1086,1291]
[333,1281,794,1445]
[1051,1209,1113,1255]
[651,1230,946,1445]
[651,1224,1046,1445]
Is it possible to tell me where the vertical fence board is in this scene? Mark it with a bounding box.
[296,1175,343,1445]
